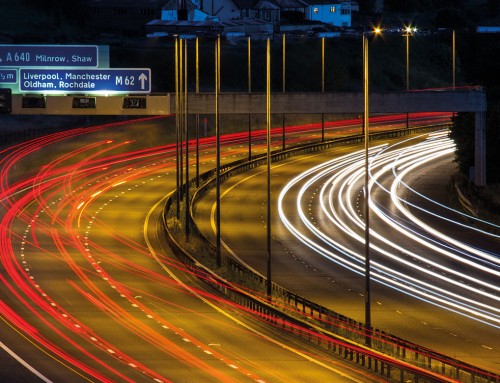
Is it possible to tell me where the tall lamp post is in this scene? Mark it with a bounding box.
[452,29,456,89]
[404,26,411,91]
[175,38,180,219]
[195,37,200,188]
[363,27,381,347]
[321,37,325,142]
[282,34,286,150]
[362,31,371,346]
[215,35,221,267]
[266,38,272,299]
[248,36,252,160]
[403,25,415,128]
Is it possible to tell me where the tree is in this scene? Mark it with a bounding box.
[486,101,500,184]
[449,113,475,176]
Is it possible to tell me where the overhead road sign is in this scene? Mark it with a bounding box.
[0,69,17,83]
[19,68,151,94]
[0,45,98,67]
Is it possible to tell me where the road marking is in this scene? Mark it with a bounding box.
[144,193,369,383]
[0,339,54,383]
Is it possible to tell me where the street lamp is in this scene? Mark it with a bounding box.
[363,26,381,347]
[403,25,415,128]
[215,35,221,267]
[403,25,416,91]
[266,38,272,299]
[452,29,456,89]
[282,34,286,150]
[321,37,325,142]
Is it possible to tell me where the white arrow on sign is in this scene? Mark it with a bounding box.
[139,73,148,90]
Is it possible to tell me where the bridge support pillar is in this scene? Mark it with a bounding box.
[475,111,487,186]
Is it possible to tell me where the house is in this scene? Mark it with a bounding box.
[147,0,307,38]
[146,0,275,39]
[160,0,211,21]
[201,0,246,20]
[146,0,351,38]
[305,0,351,27]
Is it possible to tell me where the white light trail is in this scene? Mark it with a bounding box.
[278,131,500,328]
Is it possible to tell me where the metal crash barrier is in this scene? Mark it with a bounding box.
[162,124,499,383]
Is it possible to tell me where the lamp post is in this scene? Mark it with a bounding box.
[452,29,456,89]
[321,37,325,142]
[184,39,189,238]
[195,37,200,188]
[363,27,381,347]
[403,25,415,129]
[215,35,221,268]
[282,34,286,150]
[362,31,371,345]
[175,38,180,219]
[403,26,412,129]
[179,38,184,201]
[248,36,252,160]
[404,26,412,91]
[266,38,272,299]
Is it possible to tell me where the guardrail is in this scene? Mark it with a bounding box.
[162,123,499,383]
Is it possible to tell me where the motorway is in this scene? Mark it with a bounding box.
[0,115,433,383]
[194,129,500,374]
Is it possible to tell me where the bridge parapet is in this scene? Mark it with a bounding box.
[183,88,486,114]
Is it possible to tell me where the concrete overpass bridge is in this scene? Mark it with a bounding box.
[10,88,487,184]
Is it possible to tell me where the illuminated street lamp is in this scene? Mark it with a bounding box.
[403,25,416,91]
[403,25,415,129]
[363,26,381,347]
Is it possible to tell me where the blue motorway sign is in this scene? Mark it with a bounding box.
[0,45,98,67]
[0,69,17,83]
[19,68,151,94]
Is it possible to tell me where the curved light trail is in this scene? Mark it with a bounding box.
[0,120,276,382]
[278,130,500,329]
[1,116,414,382]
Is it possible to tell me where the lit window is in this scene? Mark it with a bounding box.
[313,7,318,13]
[330,6,336,12]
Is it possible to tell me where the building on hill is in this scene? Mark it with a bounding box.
[144,0,353,38]
[304,0,351,27]
[83,0,353,37]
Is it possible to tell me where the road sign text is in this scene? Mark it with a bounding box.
[19,68,151,94]
[0,45,98,67]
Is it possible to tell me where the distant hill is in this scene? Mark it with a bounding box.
[0,0,87,43]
